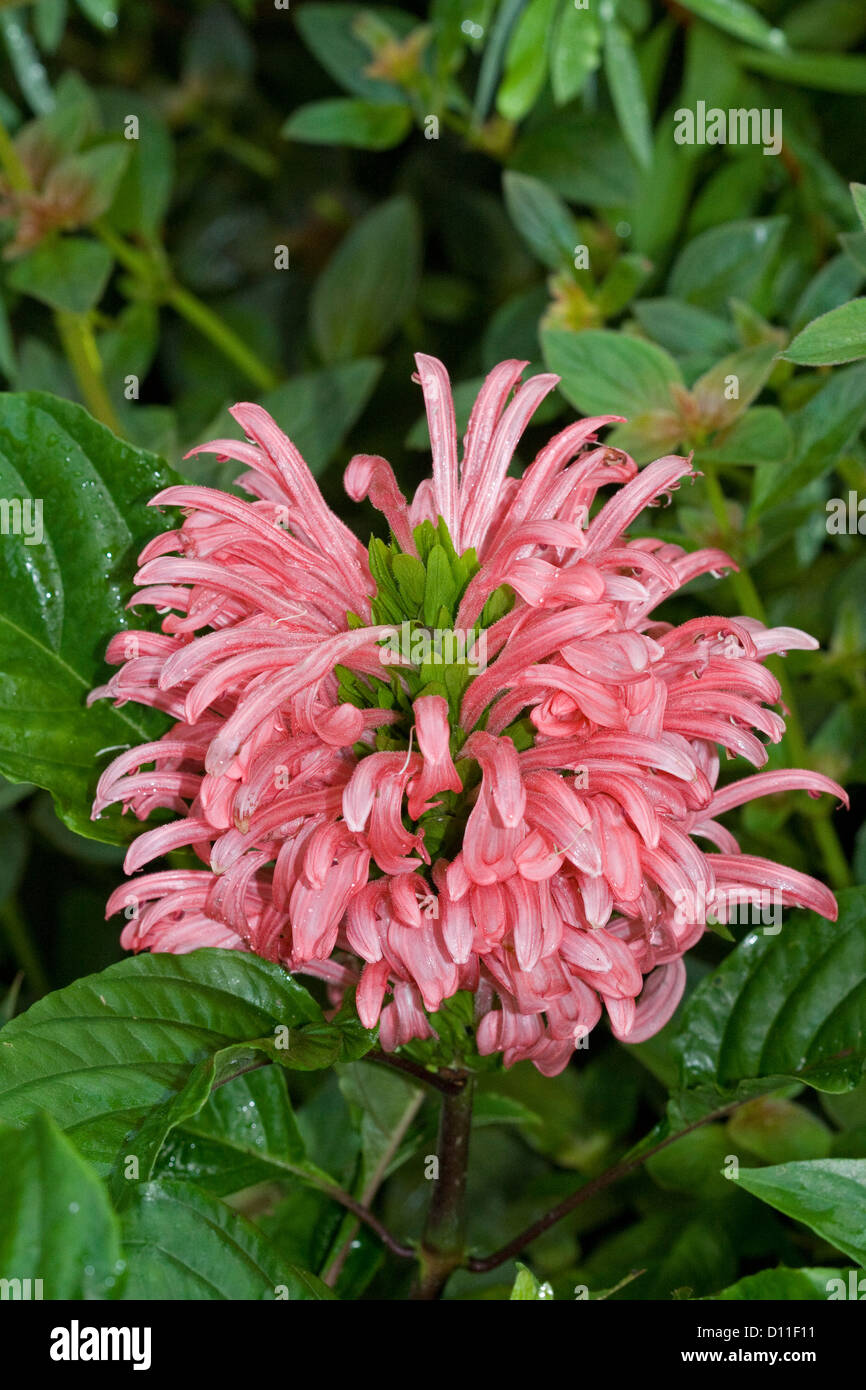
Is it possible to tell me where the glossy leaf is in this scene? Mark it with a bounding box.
[120,1179,334,1299]
[711,1267,849,1300]
[0,948,325,1172]
[736,1160,866,1265]
[0,392,180,839]
[0,1113,123,1299]
[671,888,866,1122]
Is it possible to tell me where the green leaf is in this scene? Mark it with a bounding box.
[668,217,788,313]
[603,21,653,171]
[710,1267,851,1300]
[840,231,866,276]
[496,0,557,123]
[338,1060,423,1188]
[690,342,778,429]
[0,948,324,1172]
[750,361,866,514]
[0,392,182,839]
[549,0,601,106]
[646,1124,735,1200]
[577,1210,737,1300]
[784,0,866,51]
[472,1091,541,1129]
[54,142,131,221]
[510,1261,554,1299]
[34,0,68,53]
[509,110,639,208]
[736,1160,866,1265]
[75,0,119,30]
[671,888,866,1123]
[7,238,113,314]
[114,1027,364,1209]
[502,170,579,271]
[98,96,174,239]
[738,47,866,93]
[784,298,866,366]
[703,406,792,466]
[293,3,415,103]
[542,327,682,416]
[673,0,784,48]
[728,1096,832,1163]
[595,253,653,318]
[632,298,736,358]
[120,1179,334,1299]
[423,546,457,624]
[791,252,865,334]
[852,183,866,231]
[311,196,420,362]
[0,1113,123,1299]
[156,1066,312,1198]
[0,10,54,114]
[283,98,412,150]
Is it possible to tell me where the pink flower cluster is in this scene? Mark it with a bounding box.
[92,355,845,1075]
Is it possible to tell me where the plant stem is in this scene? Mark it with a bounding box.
[467,1103,738,1274]
[701,462,851,889]
[209,1055,416,1259]
[364,1048,468,1095]
[95,220,279,392]
[412,1072,474,1299]
[54,310,122,435]
[0,899,49,998]
[323,1085,424,1288]
[164,282,278,392]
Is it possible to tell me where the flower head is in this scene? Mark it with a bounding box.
[92,354,846,1075]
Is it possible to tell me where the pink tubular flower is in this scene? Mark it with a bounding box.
[91,354,847,1076]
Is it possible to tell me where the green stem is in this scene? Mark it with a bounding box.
[54,310,122,435]
[0,899,49,997]
[323,1085,424,1289]
[412,1073,474,1300]
[202,121,279,180]
[702,464,851,889]
[95,221,278,391]
[164,282,277,392]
